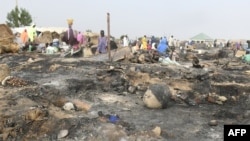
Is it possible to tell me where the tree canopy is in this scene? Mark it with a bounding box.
[6,6,33,28]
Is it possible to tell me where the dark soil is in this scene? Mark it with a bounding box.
[0,50,250,141]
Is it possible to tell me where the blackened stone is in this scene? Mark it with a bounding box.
[143,84,172,109]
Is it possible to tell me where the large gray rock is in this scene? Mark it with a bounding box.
[0,64,10,83]
[143,84,172,109]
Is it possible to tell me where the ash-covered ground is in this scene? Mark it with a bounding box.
[0,48,250,141]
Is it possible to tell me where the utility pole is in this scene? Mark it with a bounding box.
[16,0,18,7]
[107,12,111,61]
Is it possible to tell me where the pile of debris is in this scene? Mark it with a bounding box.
[127,49,160,64]
[0,24,19,54]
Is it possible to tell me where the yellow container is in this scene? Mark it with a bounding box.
[67,18,74,25]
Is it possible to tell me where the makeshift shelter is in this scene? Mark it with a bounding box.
[0,24,14,45]
[12,27,67,34]
[190,33,213,42]
[0,24,19,54]
[36,31,53,44]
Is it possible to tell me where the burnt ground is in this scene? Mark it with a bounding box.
[0,49,250,141]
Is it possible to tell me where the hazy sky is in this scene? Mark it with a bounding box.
[1,0,250,40]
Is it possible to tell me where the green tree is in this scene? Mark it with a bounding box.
[6,6,33,27]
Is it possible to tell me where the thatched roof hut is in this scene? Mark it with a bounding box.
[0,24,14,45]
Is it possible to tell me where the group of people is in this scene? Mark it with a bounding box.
[15,20,179,61]
[15,19,106,56]
[16,23,37,51]
[61,24,86,53]
[17,23,62,53]
[60,19,110,55]
[132,35,179,61]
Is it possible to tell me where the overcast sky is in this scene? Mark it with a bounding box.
[1,0,250,40]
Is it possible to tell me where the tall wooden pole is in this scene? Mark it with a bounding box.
[107,12,111,61]
[16,0,18,7]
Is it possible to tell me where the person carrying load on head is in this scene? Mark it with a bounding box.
[62,18,78,48]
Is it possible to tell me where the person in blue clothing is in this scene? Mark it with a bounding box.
[95,30,108,55]
[151,36,156,45]
[157,36,168,56]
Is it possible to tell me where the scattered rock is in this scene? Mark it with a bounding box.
[122,91,129,95]
[28,58,34,63]
[231,96,237,102]
[152,126,161,136]
[57,129,69,139]
[1,47,250,141]
[109,65,115,70]
[207,93,227,105]
[215,101,223,105]
[129,66,136,72]
[208,120,218,126]
[128,86,136,93]
[218,96,227,102]
[63,102,75,111]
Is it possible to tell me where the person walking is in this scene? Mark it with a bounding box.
[27,23,37,51]
[20,29,28,45]
[123,35,129,47]
[28,23,37,43]
[141,35,147,50]
[157,37,168,56]
[95,30,107,55]
[168,35,175,51]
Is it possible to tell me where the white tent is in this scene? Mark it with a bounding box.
[12,27,67,34]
